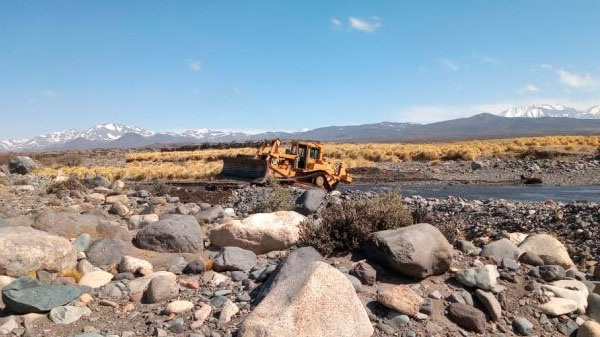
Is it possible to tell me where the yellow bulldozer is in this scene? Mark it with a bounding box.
[220,139,352,190]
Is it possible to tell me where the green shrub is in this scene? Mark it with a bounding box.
[299,193,413,255]
[254,179,295,213]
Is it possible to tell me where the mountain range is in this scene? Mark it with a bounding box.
[3,104,600,152]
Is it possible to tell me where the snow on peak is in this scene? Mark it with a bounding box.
[499,104,600,119]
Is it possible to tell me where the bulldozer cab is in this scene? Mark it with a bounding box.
[293,141,321,171]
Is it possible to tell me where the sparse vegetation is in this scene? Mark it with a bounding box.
[46,176,87,194]
[298,193,413,255]
[34,135,600,181]
[253,179,296,213]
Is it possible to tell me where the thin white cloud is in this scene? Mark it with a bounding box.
[438,59,459,71]
[520,84,540,93]
[189,60,202,72]
[471,52,501,65]
[348,17,382,33]
[557,69,597,89]
[233,87,241,95]
[191,88,200,94]
[330,17,342,29]
[42,89,58,98]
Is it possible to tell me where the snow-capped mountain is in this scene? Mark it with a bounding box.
[0,123,249,152]
[499,104,600,119]
[588,105,600,116]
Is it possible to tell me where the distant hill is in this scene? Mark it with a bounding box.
[3,113,600,152]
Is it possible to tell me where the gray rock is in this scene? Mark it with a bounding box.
[168,257,187,275]
[134,215,204,253]
[2,277,81,314]
[387,312,410,328]
[196,205,224,223]
[480,238,521,263]
[88,176,110,188]
[512,317,533,336]
[73,233,92,253]
[501,258,519,270]
[446,303,486,333]
[457,240,481,256]
[345,274,363,291]
[456,265,499,290]
[294,189,326,215]
[538,265,566,281]
[33,209,108,238]
[255,246,323,304]
[587,293,600,322]
[213,247,258,272]
[475,289,501,321]
[365,223,453,279]
[86,239,124,269]
[350,261,377,286]
[8,156,36,175]
[519,251,544,266]
[49,305,92,324]
[145,275,178,303]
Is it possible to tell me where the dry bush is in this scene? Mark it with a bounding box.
[298,193,413,255]
[254,179,295,213]
[47,176,86,194]
[0,153,10,166]
[149,178,169,196]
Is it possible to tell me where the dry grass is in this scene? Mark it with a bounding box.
[34,135,600,181]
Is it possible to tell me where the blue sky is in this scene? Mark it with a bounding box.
[1,1,600,139]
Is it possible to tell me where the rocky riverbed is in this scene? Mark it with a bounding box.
[2,156,600,337]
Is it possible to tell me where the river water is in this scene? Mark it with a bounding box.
[340,184,600,202]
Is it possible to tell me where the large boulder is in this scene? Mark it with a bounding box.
[238,261,373,337]
[209,211,306,254]
[255,247,323,303]
[518,234,574,269]
[8,156,36,175]
[2,277,81,314]
[134,214,204,253]
[480,238,521,263]
[294,189,326,215]
[0,226,77,277]
[32,209,108,238]
[364,223,453,278]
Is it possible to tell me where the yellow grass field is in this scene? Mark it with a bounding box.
[36,135,600,181]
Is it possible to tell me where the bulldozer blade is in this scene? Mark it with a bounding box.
[220,156,269,180]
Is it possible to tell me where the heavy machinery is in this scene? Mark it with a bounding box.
[220,139,352,190]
